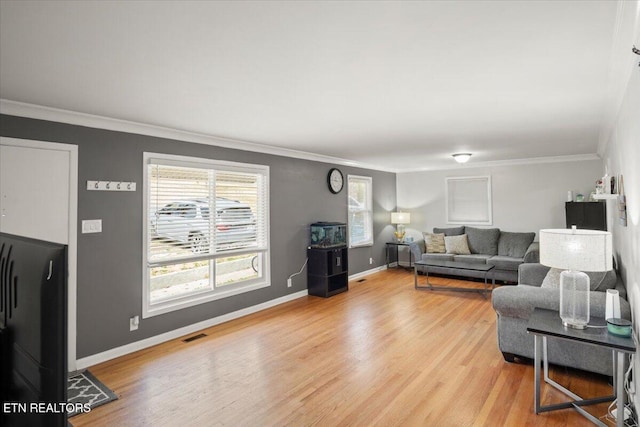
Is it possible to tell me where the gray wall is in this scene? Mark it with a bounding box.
[600,51,640,411]
[396,159,604,241]
[0,114,396,358]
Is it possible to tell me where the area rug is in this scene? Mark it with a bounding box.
[67,370,118,417]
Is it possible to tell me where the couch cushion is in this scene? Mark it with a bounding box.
[433,226,465,236]
[465,226,500,255]
[540,268,618,291]
[498,231,536,258]
[422,253,454,262]
[423,232,446,253]
[453,254,491,265]
[444,234,471,255]
[487,256,523,271]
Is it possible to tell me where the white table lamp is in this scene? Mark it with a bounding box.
[539,227,612,329]
[391,212,410,242]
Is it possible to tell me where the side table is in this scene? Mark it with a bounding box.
[385,242,414,269]
[527,308,636,427]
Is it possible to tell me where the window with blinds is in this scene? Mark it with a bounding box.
[143,153,270,317]
[347,175,373,247]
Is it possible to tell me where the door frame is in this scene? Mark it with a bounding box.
[0,136,78,372]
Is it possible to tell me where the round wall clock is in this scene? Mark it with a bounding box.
[327,168,344,194]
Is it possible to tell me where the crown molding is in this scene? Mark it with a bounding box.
[398,153,602,173]
[0,99,397,173]
[0,99,604,175]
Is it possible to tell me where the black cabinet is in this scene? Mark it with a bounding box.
[565,202,607,231]
[307,247,348,297]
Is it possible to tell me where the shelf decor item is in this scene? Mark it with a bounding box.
[605,289,621,321]
[539,226,612,329]
[391,212,410,242]
[619,175,627,227]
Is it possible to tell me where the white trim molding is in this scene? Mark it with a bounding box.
[0,99,396,173]
[348,265,387,281]
[1,99,606,174]
[399,153,602,173]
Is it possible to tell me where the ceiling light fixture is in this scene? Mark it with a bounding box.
[452,153,472,164]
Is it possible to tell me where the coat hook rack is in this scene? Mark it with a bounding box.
[633,45,640,67]
[87,180,136,192]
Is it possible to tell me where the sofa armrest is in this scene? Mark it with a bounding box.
[492,284,632,321]
[518,263,549,287]
[408,240,425,263]
[492,285,560,320]
[523,242,540,263]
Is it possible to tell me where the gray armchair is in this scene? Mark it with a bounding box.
[491,263,630,376]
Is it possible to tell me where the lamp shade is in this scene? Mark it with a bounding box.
[539,228,612,272]
[391,212,410,225]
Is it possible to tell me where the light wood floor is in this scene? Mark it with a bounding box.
[71,269,615,427]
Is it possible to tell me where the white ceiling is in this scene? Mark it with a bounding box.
[0,1,623,171]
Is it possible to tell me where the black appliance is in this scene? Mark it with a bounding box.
[0,233,68,427]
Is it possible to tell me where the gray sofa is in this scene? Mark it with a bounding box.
[492,263,630,376]
[409,226,539,283]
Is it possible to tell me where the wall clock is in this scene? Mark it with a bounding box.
[327,168,344,194]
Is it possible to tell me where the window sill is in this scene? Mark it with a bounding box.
[143,280,270,319]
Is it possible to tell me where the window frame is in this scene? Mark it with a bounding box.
[347,174,373,248]
[142,152,270,318]
[445,175,493,225]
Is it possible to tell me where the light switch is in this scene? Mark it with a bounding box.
[82,219,102,234]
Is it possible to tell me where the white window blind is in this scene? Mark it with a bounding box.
[144,153,270,317]
[348,175,373,247]
[446,176,492,225]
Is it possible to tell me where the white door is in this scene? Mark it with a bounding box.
[0,145,69,243]
[0,137,78,371]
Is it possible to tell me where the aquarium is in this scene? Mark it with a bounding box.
[309,222,347,248]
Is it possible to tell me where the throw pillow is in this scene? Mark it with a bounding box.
[423,232,446,253]
[540,268,561,289]
[444,234,471,255]
[541,267,618,292]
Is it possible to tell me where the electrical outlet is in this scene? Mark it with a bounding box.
[369,257,373,265]
[287,278,292,288]
[129,315,139,331]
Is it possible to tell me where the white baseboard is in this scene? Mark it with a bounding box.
[349,265,387,281]
[75,290,308,370]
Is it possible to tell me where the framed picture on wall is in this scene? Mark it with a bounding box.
[445,176,492,225]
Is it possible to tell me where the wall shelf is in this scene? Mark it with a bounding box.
[592,194,618,200]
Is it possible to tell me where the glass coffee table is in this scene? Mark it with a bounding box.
[413,260,495,298]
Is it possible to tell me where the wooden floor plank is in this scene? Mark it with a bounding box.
[70,269,614,426]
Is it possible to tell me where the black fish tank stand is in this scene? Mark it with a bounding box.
[307,222,348,298]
